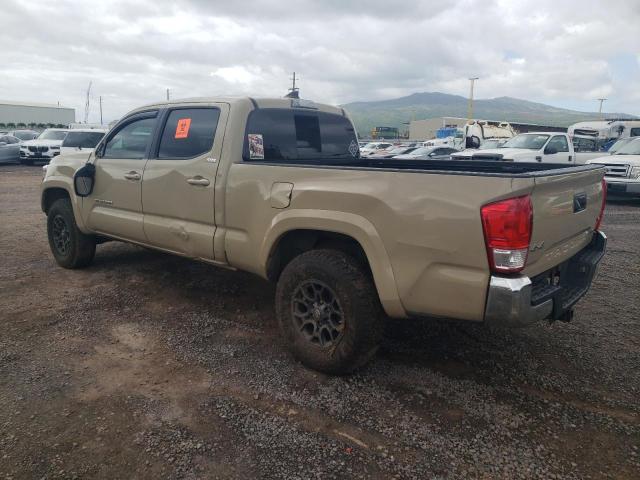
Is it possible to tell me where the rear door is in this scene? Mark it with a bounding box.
[524,166,605,277]
[82,111,158,242]
[141,103,228,260]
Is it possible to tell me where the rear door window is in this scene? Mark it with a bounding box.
[243,108,358,162]
[630,127,640,137]
[157,108,220,159]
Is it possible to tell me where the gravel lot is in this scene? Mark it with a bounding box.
[1,165,639,479]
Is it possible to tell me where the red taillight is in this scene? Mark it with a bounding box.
[481,195,532,274]
[595,178,606,231]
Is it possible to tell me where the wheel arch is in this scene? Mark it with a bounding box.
[261,210,406,318]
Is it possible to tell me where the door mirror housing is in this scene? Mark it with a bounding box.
[0,142,6,147]
[544,146,558,155]
[74,163,96,197]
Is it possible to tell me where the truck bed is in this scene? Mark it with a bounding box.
[250,158,603,177]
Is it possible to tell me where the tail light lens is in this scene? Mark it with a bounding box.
[481,195,532,273]
[594,178,606,231]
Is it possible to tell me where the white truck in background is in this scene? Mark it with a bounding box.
[569,119,640,153]
[586,137,640,197]
[424,120,515,151]
[452,132,603,164]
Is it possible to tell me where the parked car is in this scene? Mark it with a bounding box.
[586,137,640,197]
[368,145,418,159]
[0,135,21,163]
[19,128,69,165]
[41,96,606,374]
[60,129,107,157]
[360,141,393,156]
[9,129,38,141]
[393,146,459,160]
[452,132,602,164]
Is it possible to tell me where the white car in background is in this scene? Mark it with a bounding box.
[359,141,394,156]
[586,137,640,197]
[59,128,107,157]
[19,128,69,165]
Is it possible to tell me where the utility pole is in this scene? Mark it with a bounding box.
[99,96,103,125]
[166,88,170,101]
[597,98,607,119]
[84,81,92,124]
[467,77,479,121]
[285,72,300,99]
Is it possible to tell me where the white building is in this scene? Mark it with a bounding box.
[0,100,76,126]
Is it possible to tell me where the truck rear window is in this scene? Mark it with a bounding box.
[243,108,358,162]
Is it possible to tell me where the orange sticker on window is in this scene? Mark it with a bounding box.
[175,118,191,139]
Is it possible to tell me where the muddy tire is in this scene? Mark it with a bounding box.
[47,198,96,269]
[275,249,383,375]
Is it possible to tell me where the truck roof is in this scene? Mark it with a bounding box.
[130,97,345,116]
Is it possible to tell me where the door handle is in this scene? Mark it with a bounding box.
[124,171,141,181]
[187,176,210,186]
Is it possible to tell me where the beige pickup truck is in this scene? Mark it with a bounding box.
[41,97,607,374]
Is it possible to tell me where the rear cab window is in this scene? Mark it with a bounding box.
[157,107,220,159]
[243,108,359,162]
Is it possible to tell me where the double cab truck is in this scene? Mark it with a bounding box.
[42,97,607,374]
[452,132,603,164]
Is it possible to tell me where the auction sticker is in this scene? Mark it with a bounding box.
[175,118,191,139]
[248,134,264,159]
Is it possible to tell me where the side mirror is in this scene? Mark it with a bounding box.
[545,146,558,155]
[74,163,96,197]
[0,142,6,147]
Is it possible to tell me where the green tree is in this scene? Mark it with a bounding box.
[17,122,26,128]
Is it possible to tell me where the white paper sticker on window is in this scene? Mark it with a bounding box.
[248,134,264,160]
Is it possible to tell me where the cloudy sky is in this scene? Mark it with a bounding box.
[2,0,639,123]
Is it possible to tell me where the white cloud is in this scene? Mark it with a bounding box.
[0,0,638,123]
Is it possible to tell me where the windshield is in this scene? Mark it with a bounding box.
[499,134,550,150]
[408,147,434,156]
[479,140,500,150]
[608,138,633,154]
[387,147,411,154]
[615,138,640,155]
[38,129,68,141]
[62,131,105,148]
[12,131,36,141]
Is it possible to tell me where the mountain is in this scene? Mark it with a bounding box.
[341,92,637,136]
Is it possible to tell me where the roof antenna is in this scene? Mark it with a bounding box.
[284,71,300,99]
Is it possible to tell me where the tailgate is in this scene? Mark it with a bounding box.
[524,166,605,277]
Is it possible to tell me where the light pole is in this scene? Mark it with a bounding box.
[597,98,607,119]
[468,77,479,121]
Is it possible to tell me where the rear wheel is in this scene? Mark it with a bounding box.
[275,249,383,375]
[47,198,96,269]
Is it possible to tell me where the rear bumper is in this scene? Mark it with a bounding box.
[484,231,606,327]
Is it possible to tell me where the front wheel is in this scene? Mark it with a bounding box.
[275,249,383,375]
[47,198,96,269]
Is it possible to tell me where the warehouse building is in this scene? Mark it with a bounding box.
[409,116,567,140]
[0,100,76,126]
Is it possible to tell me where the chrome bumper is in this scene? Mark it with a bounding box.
[484,231,607,328]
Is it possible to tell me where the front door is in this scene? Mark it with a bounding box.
[81,111,159,242]
[544,135,572,163]
[141,104,228,260]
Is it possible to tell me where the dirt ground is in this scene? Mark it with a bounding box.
[1,165,639,480]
